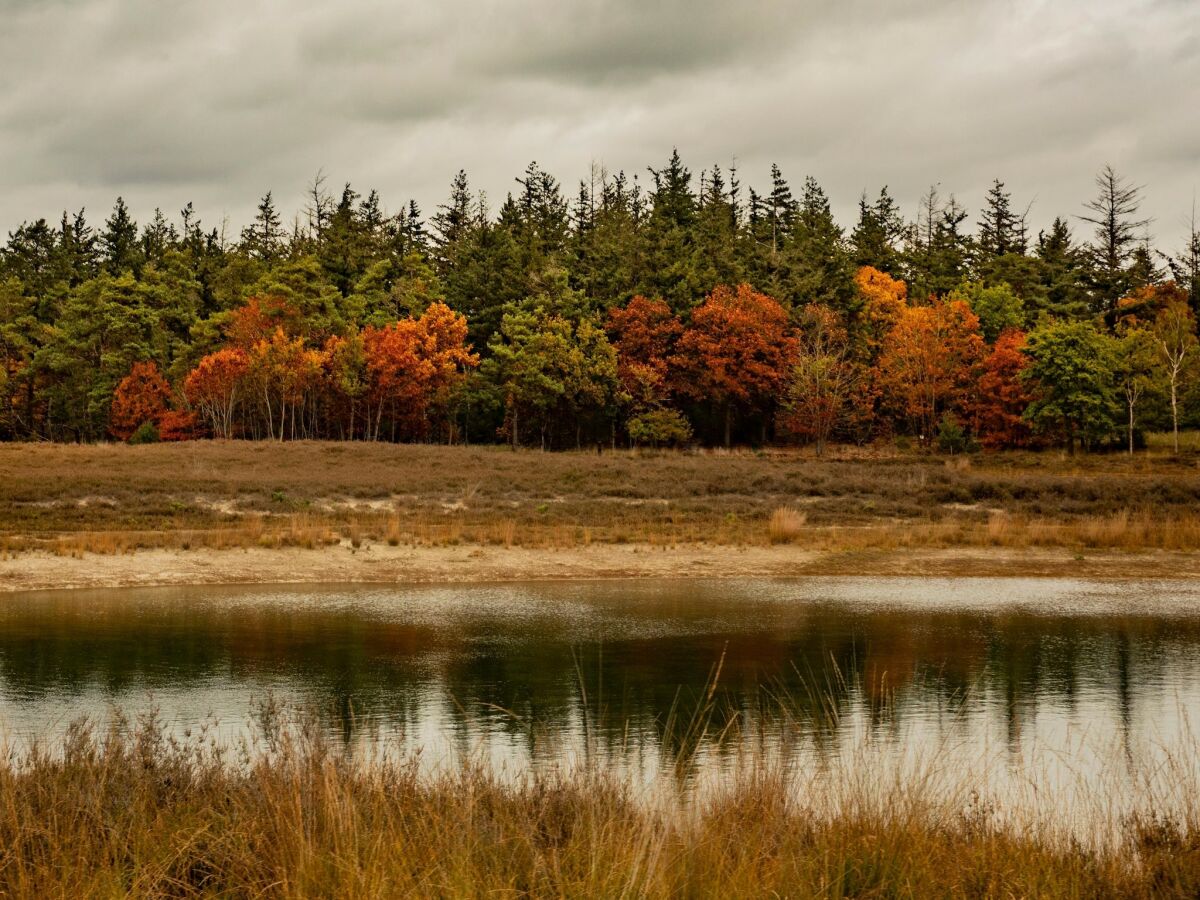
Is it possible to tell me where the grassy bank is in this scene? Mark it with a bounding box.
[0,714,1196,898]
[2,440,1200,556]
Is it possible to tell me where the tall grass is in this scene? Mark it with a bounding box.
[0,706,1196,898]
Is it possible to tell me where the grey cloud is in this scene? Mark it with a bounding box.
[0,0,1196,249]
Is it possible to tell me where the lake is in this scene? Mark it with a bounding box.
[2,577,1199,826]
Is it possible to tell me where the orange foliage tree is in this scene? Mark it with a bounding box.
[875,299,985,441]
[360,302,476,441]
[184,348,251,439]
[672,284,797,447]
[973,329,1034,449]
[1114,281,1190,328]
[415,301,479,432]
[109,361,172,441]
[855,265,908,351]
[224,296,304,348]
[606,296,683,409]
[247,329,327,441]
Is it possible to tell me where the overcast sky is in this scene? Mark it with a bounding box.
[1,0,1197,248]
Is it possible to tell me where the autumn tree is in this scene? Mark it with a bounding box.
[875,299,985,442]
[414,301,480,439]
[247,329,326,441]
[779,304,859,455]
[671,284,796,447]
[361,320,431,441]
[606,295,684,425]
[973,329,1033,449]
[1152,298,1198,454]
[184,348,249,439]
[855,265,908,352]
[110,361,172,441]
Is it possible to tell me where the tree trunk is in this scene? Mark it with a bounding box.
[723,403,732,449]
[1128,400,1135,456]
[1172,380,1180,454]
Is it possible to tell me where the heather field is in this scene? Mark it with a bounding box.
[2,440,1200,555]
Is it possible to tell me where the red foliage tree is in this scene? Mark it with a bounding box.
[109,361,172,441]
[672,284,797,447]
[607,295,683,411]
[156,409,198,442]
[973,328,1034,449]
[184,348,251,439]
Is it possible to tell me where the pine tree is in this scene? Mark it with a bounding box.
[241,192,283,262]
[643,150,698,312]
[1166,207,1200,315]
[978,179,1026,260]
[432,171,475,267]
[101,197,141,275]
[783,176,855,315]
[1034,217,1090,320]
[1079,165,1150,314]
[851,187,904,275]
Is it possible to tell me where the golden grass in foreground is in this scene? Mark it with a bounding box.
[0,714,1197,898]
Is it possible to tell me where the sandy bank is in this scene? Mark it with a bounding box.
[3,542,1199,592]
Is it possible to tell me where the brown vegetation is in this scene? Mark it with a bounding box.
[0,710,1196,898]
[2,441,1200,557]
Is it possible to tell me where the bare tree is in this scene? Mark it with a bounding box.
[1153,300,1197,454]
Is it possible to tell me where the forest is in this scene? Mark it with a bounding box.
[1,152,1198,453]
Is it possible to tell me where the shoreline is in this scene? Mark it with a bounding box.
[3,542,1199,593]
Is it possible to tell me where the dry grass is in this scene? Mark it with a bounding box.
[0,708,1196,898]
[768,506,807,543]
[2,440,1200,555]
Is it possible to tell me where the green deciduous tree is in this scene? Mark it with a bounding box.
[1021,320,1119,453]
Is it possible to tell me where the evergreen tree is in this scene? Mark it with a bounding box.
[241,192,283,262]
[977,179,1026,260]
[1079,165,1149,314]
[101,197,141,275]
[643,149,698,312]
[432,170,475,264]
[783,176,856,315]
[1034,217,1090,320]
[1167,209,1200,314]
[851,187,904,275]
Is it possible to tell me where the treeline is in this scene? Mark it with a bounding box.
[1,154,1199,452]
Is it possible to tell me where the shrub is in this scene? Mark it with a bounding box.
[127,420,160,445]
[768,507,806,543]
[628,408,693,448]
[936,413,969,454]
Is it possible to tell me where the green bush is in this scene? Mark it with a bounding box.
[627,409,693,448]
[127,420,160,445]
[936,413,969,454]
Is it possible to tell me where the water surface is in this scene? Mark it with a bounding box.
[2,578,1198,814]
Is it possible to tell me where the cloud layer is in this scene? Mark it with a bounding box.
[1,0,1197,246]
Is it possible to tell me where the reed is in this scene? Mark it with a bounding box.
[0,707,1195,898]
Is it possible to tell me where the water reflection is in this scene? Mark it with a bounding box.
[0,578,1198,783]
